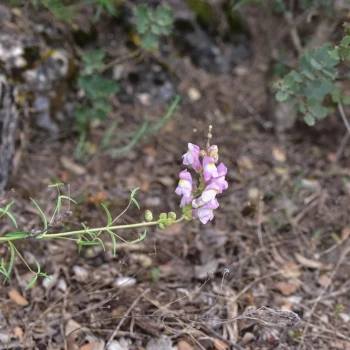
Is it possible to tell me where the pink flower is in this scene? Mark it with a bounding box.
[175,169,193,197]
[182,143,202,172]
[180,194,193,208]
[192,199,219,224]
[206,163,228,193]
[192,182,220,208]
[202,157,218,181]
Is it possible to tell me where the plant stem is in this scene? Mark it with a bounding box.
[0,216,186,242]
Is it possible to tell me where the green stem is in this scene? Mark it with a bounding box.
[0,216,186,242]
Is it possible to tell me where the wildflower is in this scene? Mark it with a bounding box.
[206,163,228,193]
[180,194,193,208]
[182,143,202,172]
[175,169,193,197]
[202,157,218,181]
[176,139,228,225]
[192,198,219,224]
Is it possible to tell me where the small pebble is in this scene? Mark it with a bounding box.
[114,276,137,288]
[73,266,89,282]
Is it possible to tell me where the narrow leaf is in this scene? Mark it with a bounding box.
[30,198,48,230]
[107,229,117,256]
[131,197,140,210]
[5,232,29,238]
[130,230,147,244]
[4,242,15,283]
[101,203,112,226]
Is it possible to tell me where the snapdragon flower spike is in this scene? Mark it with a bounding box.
[192,198,219,224]
[182,143,202,172]
[176,141,228,224]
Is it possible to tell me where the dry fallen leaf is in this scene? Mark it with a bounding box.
[213,338,230,350]
[280,261,301,279]
[79,342,104,350]
[177,340,194,350]
[318,274,331,288]
[272,147,286,163]
[8,289,29,306]
[341,227,350,240]
[294,253,333,270]
[275,281,298,296]
[60,156,86,175]
[87,192,108,205]
[237,155,254,170]
[65,319,82,350]
[13,326,24,342]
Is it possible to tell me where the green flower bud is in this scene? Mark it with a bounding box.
[168,212,176,220]
[159,223,165,229]
[159,213,167,220]
[145,210,153,222]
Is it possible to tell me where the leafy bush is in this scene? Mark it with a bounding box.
[75,50,119,133]
[134,4,174,50]
[275,31,350,126]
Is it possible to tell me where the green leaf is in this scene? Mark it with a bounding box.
[331,87,341,103]
[140,32,159,50]
[134,5,152,34]
[311,104,328,119]
[5,232,29,238]
[155,5,173,26]
[59,195,77,204]
[130,230,147,244]
[131,197,140,210]
[342,96,350,105]
[4,242,15,283]
[107,229,117,256]
[340,35,350,47]
[130,187,140,197]
[328,47,339,60]
[339,46,350,60]
[48,182,64,188]
[101,203,112,226]
[25,275,38,290]
[4,211,18,228]
[276,91,290,102]
[30,198,48,230]
[78,74,119,100]
[82,50,106,75]
[304,114,315,126]
[78,241,102,246]
[310,58,322,70]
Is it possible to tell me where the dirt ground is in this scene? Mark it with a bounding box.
[0,1,350,349]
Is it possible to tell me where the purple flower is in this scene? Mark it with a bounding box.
[180,194,193,208]
[203,157,218,181]
[182,143,202,172]
[192,198,219,224]
[208,145,219,162]
[192,182,221,208]
[206,163,228,193]
[175,169,193,197]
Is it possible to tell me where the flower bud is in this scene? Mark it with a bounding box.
[145,210,153,222]
[168,212,176,220]
[159,213,167,220]
[159,222,165,229]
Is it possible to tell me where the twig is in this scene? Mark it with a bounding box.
[297,243,350,349]
[105,288,150,349]
[336,102,350,161]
